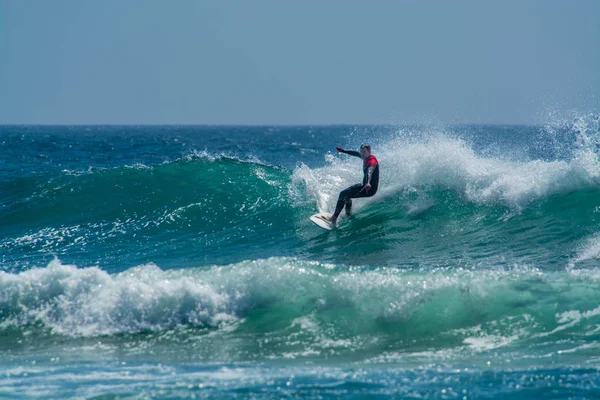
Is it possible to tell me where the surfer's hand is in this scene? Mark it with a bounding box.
[363,183,372,192]
[336,146,344,152]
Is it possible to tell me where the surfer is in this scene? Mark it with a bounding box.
[327,143,379,225]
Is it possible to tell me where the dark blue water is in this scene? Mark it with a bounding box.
[1,118,600,398]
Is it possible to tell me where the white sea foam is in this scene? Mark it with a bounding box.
[2,257,600,340]
[572,233,600,265]
[0,259,237,336]
[291,130,600,212]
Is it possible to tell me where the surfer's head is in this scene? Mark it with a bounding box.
[360,143,371,158]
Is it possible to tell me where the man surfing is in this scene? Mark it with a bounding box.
[326,143,379,226]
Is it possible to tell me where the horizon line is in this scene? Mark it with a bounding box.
[0,122,541,128]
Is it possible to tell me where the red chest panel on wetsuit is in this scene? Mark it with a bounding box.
[363,155,378,168]
[362,155,379,188]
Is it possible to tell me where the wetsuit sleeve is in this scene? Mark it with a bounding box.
[341,150,361,158]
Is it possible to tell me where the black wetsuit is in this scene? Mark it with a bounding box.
[334,150,379,217]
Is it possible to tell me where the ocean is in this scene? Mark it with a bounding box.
[1,119,600,399]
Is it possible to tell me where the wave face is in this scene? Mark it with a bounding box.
[290,121,600,268]
[2,119,600,271]
[1,153,295,269]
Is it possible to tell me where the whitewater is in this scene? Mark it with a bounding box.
[1,119,600,398]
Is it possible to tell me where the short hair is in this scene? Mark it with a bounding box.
[360,143,371,152]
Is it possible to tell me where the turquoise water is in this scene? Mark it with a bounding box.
[1,120,600,398]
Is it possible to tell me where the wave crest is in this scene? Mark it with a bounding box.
[292,132,600,212]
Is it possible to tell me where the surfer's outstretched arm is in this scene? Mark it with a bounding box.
[336,147,361,158]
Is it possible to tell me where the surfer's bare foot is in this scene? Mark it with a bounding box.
[321,214,337,225]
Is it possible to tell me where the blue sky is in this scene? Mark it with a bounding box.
[1,0,598,124]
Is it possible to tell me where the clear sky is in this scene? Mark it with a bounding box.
[1,0,598,125]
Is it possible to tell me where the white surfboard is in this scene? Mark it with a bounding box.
[310,213,334,230]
